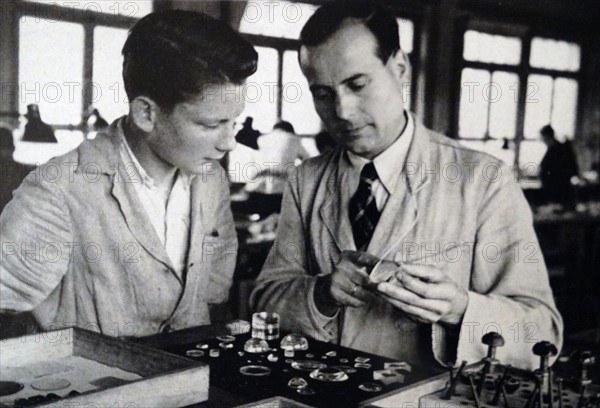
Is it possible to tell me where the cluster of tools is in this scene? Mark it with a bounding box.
[432,332,598,408]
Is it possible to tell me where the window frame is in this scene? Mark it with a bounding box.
[452,18,584,177]
[15,0,143,135]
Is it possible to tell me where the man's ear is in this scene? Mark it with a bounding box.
[129,96,158,133]
[387,49,411,80]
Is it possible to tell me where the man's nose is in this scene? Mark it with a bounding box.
[220,125,237,152]
[335,91,358,121]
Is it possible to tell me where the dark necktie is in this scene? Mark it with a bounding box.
[349,162,381,251]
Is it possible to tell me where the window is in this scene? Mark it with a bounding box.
[524,75,578,141]
[238,1,317,40]
[238,1,318,136]
[19,19,85,126]
[397,18,415,109]
[281,50,320,135]
[15,0,152,164]
[458,31,521,141]
[456,28,581,179]
[463,30,521,65]
[92,26,130,124]
[23,0,153,16]
[239,46,279,134]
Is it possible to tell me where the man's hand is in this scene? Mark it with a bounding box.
[314,250,380,316]
[376,263,468,325]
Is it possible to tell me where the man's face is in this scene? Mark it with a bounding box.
[300,21,406,160]
[149,83,244,174]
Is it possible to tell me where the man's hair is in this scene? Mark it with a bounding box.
[122,10,258,111]
[300,2,400,63]
[273,121,295,134]
[540,125,555,139]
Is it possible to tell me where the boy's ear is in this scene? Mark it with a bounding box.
[129,96,159,133]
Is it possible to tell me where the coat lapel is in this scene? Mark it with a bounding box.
[366,176,417,259]
[187,178,206,266]
[319,152,356,252]
[367,115,432,260]
[78,119,178,281]
[110,178,176,277]
[164,177,205,322]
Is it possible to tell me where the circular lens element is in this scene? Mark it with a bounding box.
[186,349,205,358]
[359,382,383,392]
[287,377,308,390]
[291,360,327,371]
[31,378,71,391]
[244,337,270,353]
[331,365,357,374]
[297,387,316,395]
[309,367,348,382]
[280,334,309,351]
[239,365,271,377]
[216,335,236,343]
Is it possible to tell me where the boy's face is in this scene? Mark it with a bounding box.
[149,83,244,174]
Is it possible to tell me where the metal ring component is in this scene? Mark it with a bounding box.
[239,365,271,377]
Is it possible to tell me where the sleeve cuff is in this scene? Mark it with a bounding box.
[307,278,339,341]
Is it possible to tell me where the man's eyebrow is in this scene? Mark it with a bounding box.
[341,73,367,85]
[309,74,367,93]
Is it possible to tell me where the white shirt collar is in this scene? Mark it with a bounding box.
[347,111,414,194]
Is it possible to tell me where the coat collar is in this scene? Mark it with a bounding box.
[75,118,123,176]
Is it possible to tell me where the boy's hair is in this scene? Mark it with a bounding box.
[122,10,258,111]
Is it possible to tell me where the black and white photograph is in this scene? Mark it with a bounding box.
[1,0,599,406]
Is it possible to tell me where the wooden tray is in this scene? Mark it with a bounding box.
[0,327,208,407]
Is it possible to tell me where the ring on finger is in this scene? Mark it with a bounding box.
[351,284,360,296]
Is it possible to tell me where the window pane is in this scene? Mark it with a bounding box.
[459,140,515,165]
[551,78,578,140]
[458,68,490,139]
[93,26,129,124]
[14,131,84,165]
[240,47,278,134]
[281,51,321,135]
[530,37,580,72]
[488,71,519,139]
[524,74,553,139]
[19,19,84,125]
[463,30,521,65]
[397,18,414,54]
[23,0,153,18]
[239,1,317,39]
[519,140,547,176]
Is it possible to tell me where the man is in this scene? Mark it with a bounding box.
[251,2,562,369]
[539,124,579,207]
[0,11,257,336]
[1,127,35,213]
[250,121,316,194]
[21,104,57,143]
